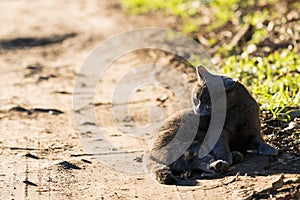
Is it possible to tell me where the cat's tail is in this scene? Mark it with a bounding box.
[143,151,178,185]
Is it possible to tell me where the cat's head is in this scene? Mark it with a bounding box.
[192,65,237,116]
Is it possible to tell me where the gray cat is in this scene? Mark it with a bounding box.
[144,65,277,185]
[193,66,277,162]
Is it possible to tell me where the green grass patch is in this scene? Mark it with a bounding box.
[121,0,299,120]
[121,0,279,32]
[121,0,242,32]
[121,0,199,17]
[220,49,300,119]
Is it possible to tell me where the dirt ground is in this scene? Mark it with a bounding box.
[0,0,299,199]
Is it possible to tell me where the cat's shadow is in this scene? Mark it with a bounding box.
[176,153,299,186]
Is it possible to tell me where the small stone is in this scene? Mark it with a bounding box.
[247,44,257,54]
[157,95,168,103]
[271,174,284,191]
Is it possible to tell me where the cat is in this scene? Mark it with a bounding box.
[144,109,244,185]
[143,65,278,185]
[193,66,278,164]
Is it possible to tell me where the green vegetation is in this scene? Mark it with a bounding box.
[122,0,201,33]
[122,0,278,32]
[122,0,199,17]
[220,49,300,119]
[121,0,300,120]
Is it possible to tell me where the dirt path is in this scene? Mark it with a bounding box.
[0,1,299,199]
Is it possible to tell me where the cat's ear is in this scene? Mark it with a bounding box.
[223,77,238,91]
[196,65,209,80]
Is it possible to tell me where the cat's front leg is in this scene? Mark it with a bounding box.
[209,131,232,174]
[211,131,233,164]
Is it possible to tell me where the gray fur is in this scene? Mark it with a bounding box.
[144,65,277,185]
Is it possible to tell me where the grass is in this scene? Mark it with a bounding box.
[121,0,300,120]
[121,0,199,17]
[220,49,300,119]
[122,0,201,33]
[122,0,241,33]
[121,0,278,32]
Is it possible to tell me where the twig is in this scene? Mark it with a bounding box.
[202,172,241,190]
[230,24,253,47]
[276,69,300,80]
[93,99,151,107]
[3,146,64,151]
[71,150,143,157]
[223,172,240,186]
[9,147,37,151]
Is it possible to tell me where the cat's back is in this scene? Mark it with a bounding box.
[148,109,200,151]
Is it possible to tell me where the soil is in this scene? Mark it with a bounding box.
[0,0,299,199]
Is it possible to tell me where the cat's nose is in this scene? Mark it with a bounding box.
[193,104,201,115]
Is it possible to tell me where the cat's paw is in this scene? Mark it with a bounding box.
[209,160,229,174]
[180,170,192,179]
[257,143,278,156]
[231,151,244,164]
[156,168,178,185]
